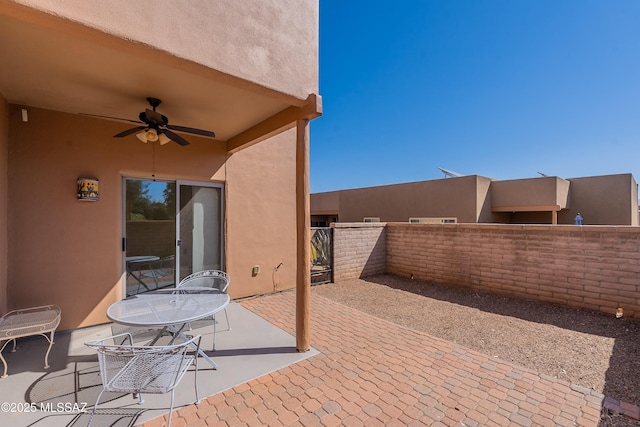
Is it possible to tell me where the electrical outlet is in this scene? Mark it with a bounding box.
[252,265,260,275]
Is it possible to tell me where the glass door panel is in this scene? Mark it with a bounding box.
[177,182,223,282]
[124,179,176,295]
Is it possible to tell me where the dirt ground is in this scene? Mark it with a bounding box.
[312,274,640,426]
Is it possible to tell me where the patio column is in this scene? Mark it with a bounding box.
[296,118,311,352]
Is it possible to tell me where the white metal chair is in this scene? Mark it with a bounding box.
[85,332,201,427]
[178,270,230,350]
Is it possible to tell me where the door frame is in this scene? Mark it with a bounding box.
[175,180,225,282]
[121,176,225,297]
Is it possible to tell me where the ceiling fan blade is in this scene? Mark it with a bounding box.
[162,129,190,146]
[79,112,142,125]
[166,124,215,138]
[114,126,147,138]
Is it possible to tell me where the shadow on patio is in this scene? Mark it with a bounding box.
[0,302,317,427]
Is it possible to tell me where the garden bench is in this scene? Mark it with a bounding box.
[0,305,61,378]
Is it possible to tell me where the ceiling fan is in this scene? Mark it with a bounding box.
[81,97,215,146]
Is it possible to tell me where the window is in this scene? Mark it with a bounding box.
[409,217,457,224]
[363,217,380,223]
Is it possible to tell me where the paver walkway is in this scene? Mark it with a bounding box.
[142,291,604,426]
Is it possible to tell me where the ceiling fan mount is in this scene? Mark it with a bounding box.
[147,97,162,109]
[81,97,215,146]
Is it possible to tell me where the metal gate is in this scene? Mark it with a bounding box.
[310,227,332,285]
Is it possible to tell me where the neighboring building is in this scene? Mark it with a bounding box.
[1,1,321,334]
[311,173,639,226]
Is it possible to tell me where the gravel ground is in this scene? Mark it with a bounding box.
[312,274,640,426]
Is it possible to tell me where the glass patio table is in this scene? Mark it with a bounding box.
[107,287,230,369]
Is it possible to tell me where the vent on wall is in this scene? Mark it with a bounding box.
[409,217,457,224]
[363,217,380,223]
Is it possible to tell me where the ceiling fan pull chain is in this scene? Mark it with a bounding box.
[152,141,156,181]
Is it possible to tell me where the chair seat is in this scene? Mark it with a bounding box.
[85,333,202,427]
[108,351,195,394]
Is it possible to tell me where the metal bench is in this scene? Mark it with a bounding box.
[0,305,61,378]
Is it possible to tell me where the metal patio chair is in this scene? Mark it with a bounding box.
[85,332,201,427]
[142,255,176,290]
[178,270,230,349]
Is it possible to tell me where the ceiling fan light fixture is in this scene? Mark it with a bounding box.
[158,133,171,145]
[135,130,148,143]
[146,128,159,142]
[135,128,159,142]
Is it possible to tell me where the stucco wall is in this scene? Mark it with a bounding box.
[337,176,483,223]
[11,0,319,98]
[491,176,570,210]
[312,174,637,226]
[225,128,298,298]
[310,190,340,215]
[6,106,298,330]
[558,174,638,226]
[0,93,8,314]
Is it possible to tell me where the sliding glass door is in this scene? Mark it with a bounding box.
[124,178,223,295]
[176,181,224,282]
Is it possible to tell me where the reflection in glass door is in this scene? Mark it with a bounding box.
[177,182,223,282]
[124,179,176,296]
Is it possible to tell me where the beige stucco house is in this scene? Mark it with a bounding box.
[0,0,321,349]
[312,173,638,226]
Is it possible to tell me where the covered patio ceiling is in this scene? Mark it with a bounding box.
[0,4,320,152]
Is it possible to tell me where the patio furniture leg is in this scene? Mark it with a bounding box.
[147,326,170,346]
[166,324,219,369]
[87,388,106,427]
[213,315,217,351]
[224,309,230,330]
[0,341,8,378]
[43,330,55,369]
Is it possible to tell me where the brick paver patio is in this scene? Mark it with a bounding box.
[142,290,605,426]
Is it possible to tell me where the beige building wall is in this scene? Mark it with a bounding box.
[310,190,339,215]
[0,93,7,315]
[558,174,638,226]
[225,128,298,298]
[475,176,494,222]
[12,0,319,98]
[491,177,570,211]
[6,106,298,330]
[336,175,487,223]
[312,174,638,226]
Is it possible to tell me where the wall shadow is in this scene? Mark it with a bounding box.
[359,231,386,279]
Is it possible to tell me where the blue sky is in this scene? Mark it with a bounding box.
[310,1,640,193]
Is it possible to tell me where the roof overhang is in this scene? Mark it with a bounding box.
[0,2,321,153]
[492,205,563,213]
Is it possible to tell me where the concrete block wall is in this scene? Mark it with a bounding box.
[332,223,386,281]
[386,223,640,319]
